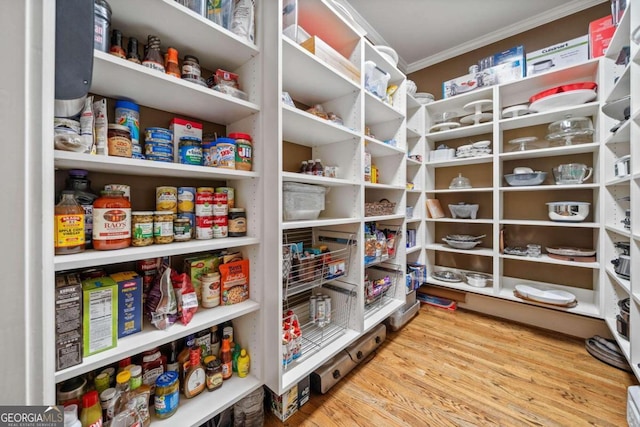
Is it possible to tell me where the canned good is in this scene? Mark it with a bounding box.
[153,211,175,244]
[195,187,214,216]
[215,187,234,209]
[196,216,213,240]
[115,100,140,145]
[178,136,203,165]
[229,132,252,171]
[212,192,228,216]
[144,127,173,141]
[144,140,174,158]
[131,211,154,247]
[145,154,173,163]
[57,377,87,408]
[213,215,228,238]
[93,0,111,52]
[213,137,236,169]
[156,186,178,212]
[131,143,142,155]
[104,184,130,201]
[107,124,132,158]
[316,297,325,326]
[324,296,332,324]
[173,217,191,242]
[177,187,196,213]
[228,208,246,237]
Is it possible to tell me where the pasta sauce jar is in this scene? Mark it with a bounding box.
[93,190,131,250]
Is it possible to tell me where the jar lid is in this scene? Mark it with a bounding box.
[132,211,154,216]
[174,218,190,223]
[229,208,245,213]
[203,355,215,365]
[129,365,142,376]
[179,136,201,142]
[154,210,174,215]
[100,388,116,401]
[116,370,131,384]
[228,132,252,141]
[156,371,178,387]
[108,123,131,133]
[183,55,200,63]
[202,140,217,147]
[114,100,140,111]
[215,137,235,144]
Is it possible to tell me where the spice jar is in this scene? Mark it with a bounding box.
[92,190,131,250]
[228,208,247,237]
[107,124,132,158]
[154,371,179,419]
[131,211,153,247]
[153,211,175,244]
[173,217,191,242]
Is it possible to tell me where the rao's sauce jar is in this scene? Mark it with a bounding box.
[92,190,131,250]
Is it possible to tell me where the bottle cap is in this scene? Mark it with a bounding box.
[82,390,99,408]
[129,365,142,377]
[116,370,131,384]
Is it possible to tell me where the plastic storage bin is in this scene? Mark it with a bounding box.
[364,61,390,99]
[283,182,326,221]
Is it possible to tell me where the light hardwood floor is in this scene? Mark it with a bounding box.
[265,304,638,426]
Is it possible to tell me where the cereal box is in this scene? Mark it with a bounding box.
[110,271,143,339]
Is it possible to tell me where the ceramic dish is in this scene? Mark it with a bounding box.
[414,92,435,104]
[432,270,463,283]
[374,45,399,65]
[529,89,597,112]
[546,201,590,222]
[429,122,461,132]
[460,112,493,126]
[502,105,529,118]
[514,284,576,305]
[504,172,547,186]
[472,140,491,148]
[545,246,596,257]
[446,234,485,242]
[465,272,492,288]
[442,238,481,249]
[463,99,493,114]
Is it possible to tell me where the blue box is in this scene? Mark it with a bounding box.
[110,271,143,338]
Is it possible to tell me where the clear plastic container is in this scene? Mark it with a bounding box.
[282,182,326,221]
[364,61,390,99]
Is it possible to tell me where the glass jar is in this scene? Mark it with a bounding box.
[228,208,247,237]
[173,217,191,242]
[54,191,85,255]
[178,136,203,166]
[204,356,223,391]
[92,190,131,250]
[154,371,179,419]
[153,211,175,244]
[165,47,180,78]
[229,132,252,171]
[131,211,154,247]
[201,272,221,308]
[107,123,132,158]
[182,55,201,78]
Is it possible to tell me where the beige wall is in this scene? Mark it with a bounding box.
[408,3,611,99]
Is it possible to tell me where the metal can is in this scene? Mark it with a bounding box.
[228,208,247,237]
[93,0,111,52]
[212,192,228,216]
[153,211,174,244]
[178,136,203,165]
[177,212,195,238]
[156,186,177,212]
[104,183,130,201]
[195,187,214,216]
[215,187,234,209]
[173,217,191,242]
[324,296,332,324]
[316,297,325,326]
[196,216,213,240]
[177,187,196,213]
[213,215,228,238]
[144,127,173,142]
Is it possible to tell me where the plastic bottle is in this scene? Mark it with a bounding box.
[64,404,81,427]
[54,191,85,255]
[305,160,315,175]
[165,47,180,78]
[237,349,250,378]
[220,335,233,380]
[80,390,103,427]
[299,160,308,174]
[64,169,98,248]
[313,158,324,176]
[232,342,241,373]
[142,35,165,73]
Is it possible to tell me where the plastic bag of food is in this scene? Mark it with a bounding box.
[231,0,255,43]
[171,270,198,325]
[145,259,178,330]
[93,98,108,155]
[112,384,151,427]
[79,95,94,154]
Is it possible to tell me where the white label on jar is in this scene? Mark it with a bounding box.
[153,221,173,237]
[182,64,200,77]
[93,208,131,241]
[201,277,221,308]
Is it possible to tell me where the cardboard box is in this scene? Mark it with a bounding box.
[442,72,479,98]
[219,259,250,305]
[55,273,83,371]
[268,384,298,421]
[184,253,221,303]
[82,277,118,357]
[527,35,589,76]
[589,15,616,58]
[110,271,143,339]
[298,375,311,408]
[170,118,202,163]
[301,36,360,83]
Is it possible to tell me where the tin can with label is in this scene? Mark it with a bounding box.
[196,216,213,240]
[212,215,228,238]
[196,187,214,216]
[215,187,234,209]
[212,192,228,216]
[324,296,331,324]
[177,187,196,213]
[173,217,191,242]
[156,186,177,213]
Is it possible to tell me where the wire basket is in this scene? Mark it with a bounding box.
[364,223,401,267]
[365,200,396,217]
[364,263,401,316]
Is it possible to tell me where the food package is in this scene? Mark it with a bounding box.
[219,259,250,305]
[110,271,143,339]
[145,259,178,330]
[171,270,198,325]
[93,98,108,155]
[82,276,118,357]
[231,0,255,44]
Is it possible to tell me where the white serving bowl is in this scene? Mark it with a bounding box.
[442,238,481,250]
[546,201,590,222]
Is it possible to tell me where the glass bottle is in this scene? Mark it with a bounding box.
[142,35,165,73]
[220,335,233,380]
[183,347,205,398]
[64,169,97,248]
[313,158,324,176]
[109,29,126,59]
[204,355,223,391]
[92,190,131,251]
[54,191,85,255]
[305,160,315,175]
[210,326,221,358]
[299,160,307,174]
[126,37,141,64]
[165,341,180,374]
[165,47,180,78]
